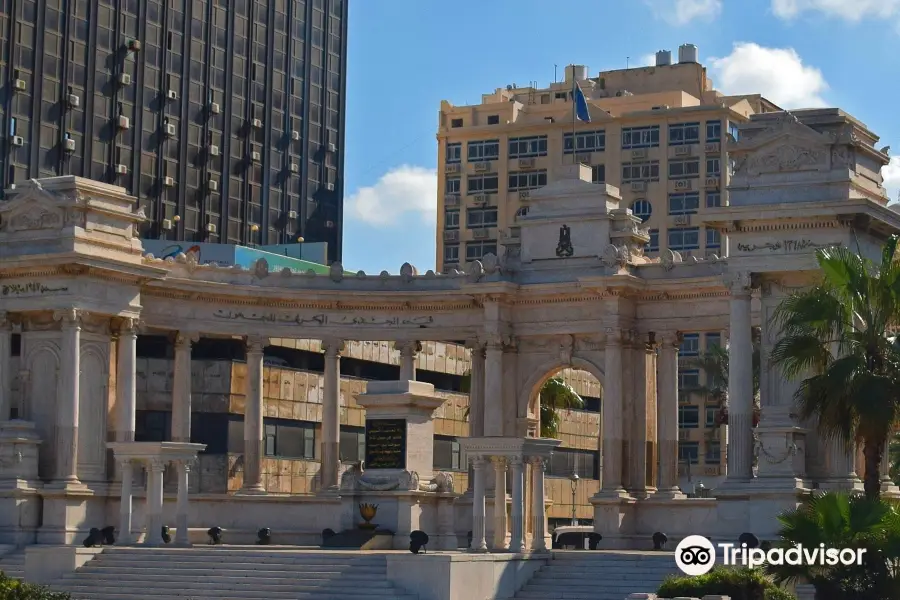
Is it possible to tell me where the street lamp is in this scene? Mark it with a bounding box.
[569,472,579,526]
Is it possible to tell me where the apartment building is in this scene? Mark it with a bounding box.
[435,44,780,273]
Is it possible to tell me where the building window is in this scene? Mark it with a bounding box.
[679,442,700,465]
[668,122,700,146]
[446,143,461,164]
[705,406,720,427]
[668,158,700,179]
[563,130,606,154]
[508,169,547,191]
[591,164,605,183]
[434,436,462,471]
[445,177,461,194]
[706,228,721,249]
[467,207,498,228]
[445,209,460,230]
[444,244,459,264]
[706,192,721,208]
[508,135,548,158]
[680,333,700,356]
[668,192,699,215]
[647,228,659,252]
[630,199,652,222]
[679,405,699,429]
[679,368,701,390]
[467,139,500,161]
[340,427,366,463]
[668,227,700,251]
[466,240,498,261]
[706,157,721,176]
[728,122,740,141]
[451,118,463,128]
[621,160,659,183]
[706,120,721,142]
[705,441,721,463]
[467,173,499,194]
[487,114,500,125]
[547,448,598,479]
[135,411,171,442]
[705,332,722,349]
[263,419,316,459]
[621,125,660,149]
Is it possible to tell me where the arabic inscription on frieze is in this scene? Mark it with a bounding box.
[211,309,435,328]
[1,282,70,297]
[736,240,842,253]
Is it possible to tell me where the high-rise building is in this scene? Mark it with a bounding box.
[0,0,347,263]
[434,45,780,273]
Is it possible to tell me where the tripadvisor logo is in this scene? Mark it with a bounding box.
[675,535,867,576]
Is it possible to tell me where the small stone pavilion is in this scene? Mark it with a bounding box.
[0,109,898,552]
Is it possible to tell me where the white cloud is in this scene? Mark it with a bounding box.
[646,0,723,25]
[708,43,829,109]
[884,157,900,204]
[771,0,900,21]
[346,165,437,226]
[640,53,658,67]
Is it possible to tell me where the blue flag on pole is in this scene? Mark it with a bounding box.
[573,80,591,123]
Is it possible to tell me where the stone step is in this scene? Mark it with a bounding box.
[89,555,388,567]
[73,565,386,578]
[57,578,397,594]
[60,571,397,588]
[0,551,25,581]
[57,586,414,600]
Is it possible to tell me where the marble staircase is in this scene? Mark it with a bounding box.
[0,549,25,580]
[514,551,680,600]
[48,547,420,600]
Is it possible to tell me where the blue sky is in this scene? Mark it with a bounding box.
[340,0,900,274]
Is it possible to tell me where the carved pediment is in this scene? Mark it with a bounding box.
[737,140,828,176]
[0,184,75,233]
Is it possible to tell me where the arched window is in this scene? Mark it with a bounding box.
[630,199,652,222]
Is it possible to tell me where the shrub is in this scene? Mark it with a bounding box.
[657,566,796,600]
[0,573,71,600]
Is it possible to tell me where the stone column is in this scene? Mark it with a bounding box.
[54,309,81,485]
[174,459,193,546]
[471,457,488,552]
[509,456,525,553]
[657,332,684,497]
[241,336,266,494]
[320,338,344,490]
[726,271,755,482]
[396,340,421,381]
[492,457,508,550]
[115,319,138,442]
[466,340,485,438]
[881,440,899,495]
[601,328,625,494]
[530,456,548,552]
[0,312,11,421]
[171,332,198,442]
[484,336,505,436]
[118,459,134,545]
[144,458,166,546]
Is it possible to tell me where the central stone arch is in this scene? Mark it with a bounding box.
[518,355,605,428]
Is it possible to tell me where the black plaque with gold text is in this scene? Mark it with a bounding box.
[365,419,407,469]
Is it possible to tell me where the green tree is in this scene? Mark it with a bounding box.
[687,330,762,428]
[461,374,584,439]
[769,239,900,500]
[0,573,71,599]
[766,492,900,599]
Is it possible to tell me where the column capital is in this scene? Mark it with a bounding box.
[0,311,12,330]
[485,333,515,351]
[174,331,200,348]
[53,308,83,329]
[245,335,268,355]
[723,270,755,296]
[116,317,141,336]
[490,456,508,469]
[528,456,546,469]
[465,337,485,352]
[471,456,488,469]
[508,455,524,469]
[174,458,196,472]
[605,327,623,346]
[393,340,422,355]
[118,457,134,468]
[321,338,344,357]
[149,458,167,473]
[659,331,683,349]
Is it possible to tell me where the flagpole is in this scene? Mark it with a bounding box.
[572,78,577,165]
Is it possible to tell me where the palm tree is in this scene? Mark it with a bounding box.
[889,432,900,485]
[686,330,761,428]
[770,238,900,500]
[460,374,584,439]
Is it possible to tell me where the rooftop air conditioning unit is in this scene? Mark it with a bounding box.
[117,115,131,130]
[209,102,221,115]
[291,131,300,141]
[10,135,23,147]
[66,94,80,108]
[208,144,220,157]
[13,79,26,92]
[165,123,177,137]
[166,90,178,101]
[251,118,263,129]
[207,179,219,192]
[205,222,217,233]
[287,210,298,219]
[63,138,76,152]
[163,176,175,187]
[115,164,128,175]
[161,219,173,230]
[117,73,131,86]
[250,151,261,162]
[630,181,647,192]
[325,220,335,228]
[327,143,337,153]
[325,183,335,191]
[289,163,299,173]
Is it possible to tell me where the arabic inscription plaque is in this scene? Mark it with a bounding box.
[365,419,407,470]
